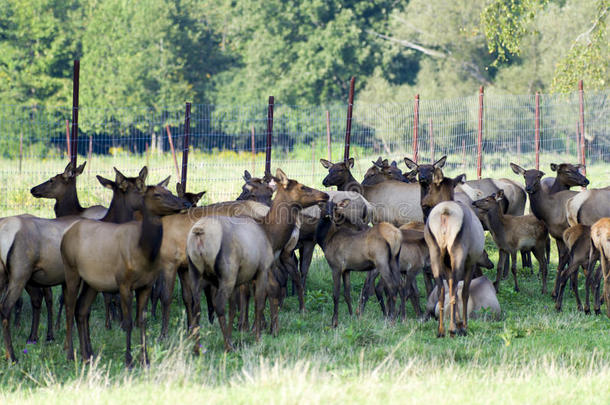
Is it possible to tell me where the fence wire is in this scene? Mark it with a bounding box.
[0,90,608,217]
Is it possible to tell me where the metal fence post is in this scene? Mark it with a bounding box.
[344,77,356,162]
[70,60,80,167]
[477,86,484,179]
[535,92,540,170]
[265,96,274,177]
[181,102,191,188]
[578,80,586,175]
[413,94,419,163]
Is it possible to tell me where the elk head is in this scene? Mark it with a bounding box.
[404,155,447,186]
[236,170,274,205]
[549,163,589,188]
[273,168,328,209]
[30,161,86,199]
[320,158,355,189]
[176,182,206,207]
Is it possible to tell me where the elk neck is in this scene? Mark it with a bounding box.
[137,204,164,263]
[101,191,136,223]
[54,183,85,217]
[261,188,301,253]
[338,170,360,192]
[549,176,571,194]
[484,203,508,248]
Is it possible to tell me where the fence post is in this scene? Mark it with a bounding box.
[181,102,191,188]
[477,86,484,179]
[65,119,71,159]
[576,122,581,162]
[70,60,79,167]
[578,80,586,175]
[344,77,356,162]
[265,96,274,177]
[326,110,332,161]
[251,125,256,174]
[413,94,419,163]
[535,92,540,170]
[166,124,180,181]
[429,118,434,163]
[87,135,92,174]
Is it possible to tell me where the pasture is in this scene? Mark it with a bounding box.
[1,154,610,404]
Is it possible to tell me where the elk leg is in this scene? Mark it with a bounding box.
[584,262,592,314]
[214,277,235,351]
[494,251,506,292]
[436,278,445,338]
[253,267,268,343]
[342,272,353,316]
[103,293,113,330]
[13,296,23,329]
[135,286,152,366]
[602,256,610,318]
[203,283,215,325]
[42,287,54,342]
[593,264,602,315]
[570,271,583,311]
[63,271,81,362]
[159,267,177,340]
[298,241,315,291]
[118,284,134,368]
[188,267,203,355]
[422,266,434,297]
[179,265,196,328]
[552,240,569,299]
[331,267,341,328]
[448,276,456,337]
[407,275,423,319]
[24,285,43,344]
[510,252,520,292]
[357,269,378,317]
[54,292,64,332]
[238,284,250,332]
[75,283,98,362]
[533,242,548,295]
[459,265,475,336]
[1,276,29,363]
[150,275,163,319]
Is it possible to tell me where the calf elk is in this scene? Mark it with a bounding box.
[590,218,610,318]
[472,190,548,293]
[426,276,501,321]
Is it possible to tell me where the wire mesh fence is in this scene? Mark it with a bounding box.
[0,90,608,217]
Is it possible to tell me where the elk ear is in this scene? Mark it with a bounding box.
[157,176,170,188]
[275,168,289,188]
[113,167,129,191]
[113,167,127,182]
[62,161,75,179]
[96,175,115,190]
[75,162,86,176]
[138,166,148,182]
[390,161,398,168]
[382,159,389,166]
[347,158,354,168]
[404,157,418,170]
[243,170,252,181]
[454,174,466,184]
[176,182,184,197]
[373,156,383,166]
[550,163,558,172]
[510,163,525,176]
[432,167,444,185]
[192,191,206,205]
[495,189,505,200]
[320,159,332,169]
[433,155,447,168]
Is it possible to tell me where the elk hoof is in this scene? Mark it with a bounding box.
[457,328,467,336]
[584,308,591,315]
[436,331,445,338]
[449,330,456,338]
[595,309,601,316]
[514,286,520,293]
[577,305,583,312]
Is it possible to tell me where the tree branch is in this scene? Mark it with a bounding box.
[368,30,447,58]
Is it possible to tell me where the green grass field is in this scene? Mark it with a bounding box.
[1,153,609,404]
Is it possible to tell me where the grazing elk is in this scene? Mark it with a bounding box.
[186,169,328,351]
[61,167,191,366]
[590,218,610,318]
[554,224,601,313]
[320,157,423,225]
[0,167,150,363]
[472,190,548,293]
[510,163,589,302]
[316,197,404,327]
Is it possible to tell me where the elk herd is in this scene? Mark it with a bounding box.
[0,155,608,367]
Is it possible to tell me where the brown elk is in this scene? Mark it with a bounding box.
[540,163,587,194]
[554,224,601,313]
[176,182,206,206]
[0,168,151,363]
[236,170,274,205]
[425,199,485,337]
[590,218,610,318]
[510,163,589,302]
[186,169,328,351]
[320,158,423,225]
[61,168,191,366]
[316,197,404,327]
[472,190,548,293]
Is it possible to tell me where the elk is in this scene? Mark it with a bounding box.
[30,161,107,219]
[316,197,404,327]
[472,190,548,293]
[186,169,328,351]
[540,163,586,194]
[425,199,485,337]
[554,224,601,313]
[566,189,610,227]
[0,167,151,363]
[510,163,589,302]
[426,276,501,321]
[61,168,191,366]
[320,157,423,225]
[362,157,413,185]
[175,182,206,206]
[236,170,274,205]
[590,218,610,318]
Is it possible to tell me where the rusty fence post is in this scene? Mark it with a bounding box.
[344,77,355,162]
[477,86,484,179]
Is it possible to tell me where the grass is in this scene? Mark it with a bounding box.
[1,152,609,403]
